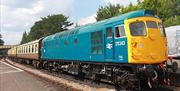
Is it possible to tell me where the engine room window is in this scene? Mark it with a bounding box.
[158,23,166,37]
[56,40,59,48]
[130,22,146,36]
[91,31,103,54]
[74,38,78,44]
[106,27,112,38]
[64,40,68,45]
[146,21,158,28]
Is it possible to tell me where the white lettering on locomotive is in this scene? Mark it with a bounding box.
[118,55,123,60]
[106,43,112,49]
[115,41,125,46]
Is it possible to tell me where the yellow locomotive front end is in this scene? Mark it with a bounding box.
[125,17,167,64]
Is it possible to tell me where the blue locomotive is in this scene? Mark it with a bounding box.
[8,10,173,90]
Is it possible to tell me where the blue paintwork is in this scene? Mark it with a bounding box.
[41,9,155,63]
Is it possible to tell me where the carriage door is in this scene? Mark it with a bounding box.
[105,27,114,60]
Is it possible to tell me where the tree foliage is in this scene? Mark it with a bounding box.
[0,39,4,46]
[163,16,180,27]
[96,0,180,27]
[20,31,28,44]
[140,0,180,25]
[96,4,122,21]
[0,34,4,46]
[96,3,140,21]
[21,14,73,44]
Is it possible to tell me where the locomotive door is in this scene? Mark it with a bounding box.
[105,27,114,60]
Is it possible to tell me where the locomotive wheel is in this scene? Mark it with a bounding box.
[114,71,133,90]
[172,62,178,72]
[114,76,132,90]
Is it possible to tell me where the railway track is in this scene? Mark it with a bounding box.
[4,58,115,91]
[5,58,180,91]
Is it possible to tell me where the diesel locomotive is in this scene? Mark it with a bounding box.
[8,10,173,90]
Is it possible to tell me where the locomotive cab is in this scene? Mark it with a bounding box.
[125,17,167,64]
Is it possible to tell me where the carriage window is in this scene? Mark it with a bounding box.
[29,46,30,53]
[21,47,22,54]
[106,27,112,38]
[20,47,22,54]
[32,45,34,53]
[22,47,23,53]
[158,23,166,37]
[20,48,22,54]
[35,44,37,53]
[26,46,28,53]
[91,31,103,54]
[130,22,146,36]
[24,47,25,53]
[115,25,126,38]
[23,47,25,53]
[146,21,158,28]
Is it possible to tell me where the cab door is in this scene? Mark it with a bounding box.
[105,27,114,60]
[114,25,128,63]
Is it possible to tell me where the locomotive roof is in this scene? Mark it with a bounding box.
[43,9,156,41]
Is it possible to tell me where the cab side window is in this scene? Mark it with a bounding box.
[158,23,166,37]
[115,25,126,38]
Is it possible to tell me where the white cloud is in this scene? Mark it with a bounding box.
[103,0,137,6]
[77,14,96,26]
[0,0,137,45]
[0,0,37,8]
[1,31,23,45]
[1,0,74,45]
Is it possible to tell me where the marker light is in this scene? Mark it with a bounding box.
[132,42,137,47]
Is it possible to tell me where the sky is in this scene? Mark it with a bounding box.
[0,0,137,45]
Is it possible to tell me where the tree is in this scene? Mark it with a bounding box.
[96,3,140,21]
[0,34,4,46]
[139,0,173,22]
[139,0,180,26]
[96,4,122,21]
[121,3,141,14]
[164,16,180,27]
[22,14,73,43]
[20,31,28,44]
[96,0,180,27]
